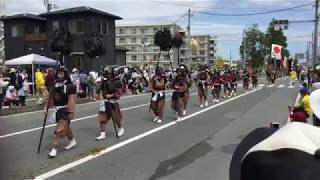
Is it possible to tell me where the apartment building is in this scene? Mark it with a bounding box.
[116,23,181,69]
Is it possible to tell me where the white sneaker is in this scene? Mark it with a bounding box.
[234,93,236,96]
[176,117,181,121]
[216,99,219,103]
[156,119,162,123]
[212,99,216,103]
[117,128,125,137]
[64,138,77,150]
[228,95,231,98]
[200,104,204,108]
[182,110,187,116]
[153,116,159,122]
[176,112,179,119]
[48,148,57,158]
[223,96,226,98]
[95,132,106,141]
[205,101,208,107]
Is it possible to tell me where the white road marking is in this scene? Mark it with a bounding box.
[0,93,151,118]
[288,86,294,88]
[278,85,285,88]
[258,84,265,87]
[267,84,274,88]
[237,84,243,87]
[0,92,197,139]
[34,88,263,180]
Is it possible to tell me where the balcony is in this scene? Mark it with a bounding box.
[24,33,47,42]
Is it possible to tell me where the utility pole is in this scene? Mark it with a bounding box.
[243,29,246,69]
[187,8,191,69]
[230,49,232,67]
[307,41,311,66]
[313,0,319,67]
[44,0,58,12]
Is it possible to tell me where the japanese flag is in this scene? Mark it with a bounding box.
[271,44,282,60]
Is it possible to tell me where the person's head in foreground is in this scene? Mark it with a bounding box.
[230,122,320,180]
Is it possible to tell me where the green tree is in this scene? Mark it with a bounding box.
[50,28,73,65]
[240,27,266,68]
[154,28,172,68]
[172,32,183,65]
[83,33,105,70]
[214,56,225,69]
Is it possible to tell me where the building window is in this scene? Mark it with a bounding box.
[119,28,125,34]
[119,37,126,43]
[105,23,109,36]
[132,55,137,61]
[131,46,138,52]
[141,37,147,43]
[143,55,146,61]
[34,26,40,34]
[200,44,205,49]
[153,55,158,61]
[141,28,146,34]
[52,21,59,30]
[68,19,84,34]
[131,28,136,34]
[164,55,170,60]
[12,24,24,37]
[153,28,159,33]
[131,38,136,43]
[200,50,206,55]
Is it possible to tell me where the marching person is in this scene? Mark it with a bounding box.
[149,66,167,123]
[46,67,77,158]
[197,65,210,108]
[230,70,238,96]
[243,70,250,92]
[171,67,188,121]
[95,67,124,141]
[223,70,232,98]
[211,70,224,103]
[251,69,258,90]
[180,64,191,115]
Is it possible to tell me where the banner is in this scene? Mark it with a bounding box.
[271,44,282,60]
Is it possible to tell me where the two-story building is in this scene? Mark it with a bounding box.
[1,13,47,60]
[1,6,123,71]
[40,6,122,70]
[0,21,4,64]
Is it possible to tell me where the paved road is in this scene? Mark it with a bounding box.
[0,77,299,180]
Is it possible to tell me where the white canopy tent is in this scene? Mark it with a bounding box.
[5,54,58,95]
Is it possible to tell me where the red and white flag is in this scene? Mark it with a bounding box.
[271,44,282,60]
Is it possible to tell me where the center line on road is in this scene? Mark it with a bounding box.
[0,92,197,139]
[278,84,285,88]
[33,88,263,180]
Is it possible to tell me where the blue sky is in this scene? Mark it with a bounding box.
[2,0,315,60]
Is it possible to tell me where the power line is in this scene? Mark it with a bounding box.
[194,2,314,17]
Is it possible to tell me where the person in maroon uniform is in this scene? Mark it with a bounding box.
[230,70,238,96]
[149,66,167,123]
[46,67,77,158]
[95,67,124,141]
[179,64,191,116]
[223,70,232,98]
[171,67,188,121]
[211,70,224,103]
[197,65,210,108]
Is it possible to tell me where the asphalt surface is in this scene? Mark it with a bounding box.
[0,77,300,180]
